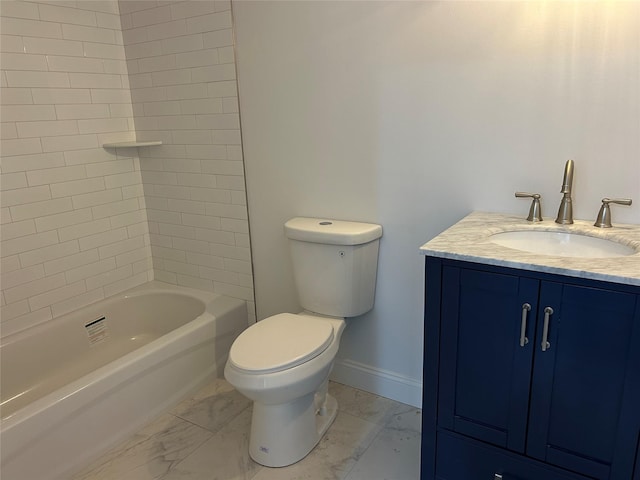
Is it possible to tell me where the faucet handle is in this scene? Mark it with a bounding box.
[594,197,632,228]
[515,192,543,222]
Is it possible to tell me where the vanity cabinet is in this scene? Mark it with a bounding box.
[422,257,640,480]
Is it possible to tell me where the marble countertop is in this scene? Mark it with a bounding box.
[420,211,640,286]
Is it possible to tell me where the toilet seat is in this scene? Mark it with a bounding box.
[228,313,334,374]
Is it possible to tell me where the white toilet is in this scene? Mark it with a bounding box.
[224,217,382,467]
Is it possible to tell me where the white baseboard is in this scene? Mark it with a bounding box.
[330,358,422,408]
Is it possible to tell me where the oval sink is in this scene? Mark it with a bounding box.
[489,231,636,258]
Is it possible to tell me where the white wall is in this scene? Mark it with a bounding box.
[0,0,152,337]
[120,0,255,322]
[233,1,640,406]
[0,0,255,337]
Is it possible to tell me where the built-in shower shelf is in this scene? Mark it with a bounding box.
[102,141,163,148]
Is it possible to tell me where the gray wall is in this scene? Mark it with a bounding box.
[233,1,640,406]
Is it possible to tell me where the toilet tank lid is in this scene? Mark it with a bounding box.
[284,218,382,246]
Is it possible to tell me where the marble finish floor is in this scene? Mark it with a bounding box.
[71,378,421,480]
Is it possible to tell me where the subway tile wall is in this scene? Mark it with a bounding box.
[0,0,152,337]
[0,0,255,336]
[120,0,254,323]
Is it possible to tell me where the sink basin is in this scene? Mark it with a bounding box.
[489,231,636,258]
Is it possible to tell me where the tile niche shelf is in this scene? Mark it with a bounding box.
[102,141,162,148]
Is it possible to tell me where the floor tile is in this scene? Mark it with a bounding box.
[162,408,263,480]
[249,411,382,480]
[343,428,421,480]
[70,379,421,480]
[344,406,422,480]
[170,377,251,434]
[385,403,422,434]
[70,414,212,480]
[329,381,399,426]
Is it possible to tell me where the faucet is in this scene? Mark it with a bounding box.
[555,159,574,224]
[515,192,543,222]
[594,197,633,228]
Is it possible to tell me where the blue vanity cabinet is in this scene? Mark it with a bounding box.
[422,257,640,480]
[526,281,640,479]
[438,266,540,452]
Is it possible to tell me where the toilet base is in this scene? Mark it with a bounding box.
[248,391,338,467]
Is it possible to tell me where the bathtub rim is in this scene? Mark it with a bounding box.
[0,281,245,459]
[1,281,218,350]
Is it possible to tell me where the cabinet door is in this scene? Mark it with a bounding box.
[527,282,640,480]
[439,266,539,452]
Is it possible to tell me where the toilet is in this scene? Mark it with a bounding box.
[224,217,382,467]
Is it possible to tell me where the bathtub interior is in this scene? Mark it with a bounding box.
[1,291,206,419]
[0,283,248,480]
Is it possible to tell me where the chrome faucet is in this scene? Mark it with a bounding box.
[594,198,633,228]
[515,192,543,222]
[555,159,574,224]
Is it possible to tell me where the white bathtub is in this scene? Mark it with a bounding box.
[0,281,247,480]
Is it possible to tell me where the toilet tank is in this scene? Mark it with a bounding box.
[284,218,383,317]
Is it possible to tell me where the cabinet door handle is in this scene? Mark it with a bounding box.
[541,306,553,351]
[520,303,531,347]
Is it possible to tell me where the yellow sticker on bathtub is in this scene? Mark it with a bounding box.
[85,317,108,345]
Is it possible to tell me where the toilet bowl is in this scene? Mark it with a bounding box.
[224,217,382,467]
[224,313,345,467]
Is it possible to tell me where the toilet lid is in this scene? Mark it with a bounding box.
[228,313,334,374]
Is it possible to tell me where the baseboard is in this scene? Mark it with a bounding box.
[330,358,422,408]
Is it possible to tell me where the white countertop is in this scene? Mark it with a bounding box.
[420,211,640,286]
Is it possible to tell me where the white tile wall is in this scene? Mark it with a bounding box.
[121,0,254,322]
[0,0,151,337]
[0,0,254,336]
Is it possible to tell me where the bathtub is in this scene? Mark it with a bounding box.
[0,281,247,480]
